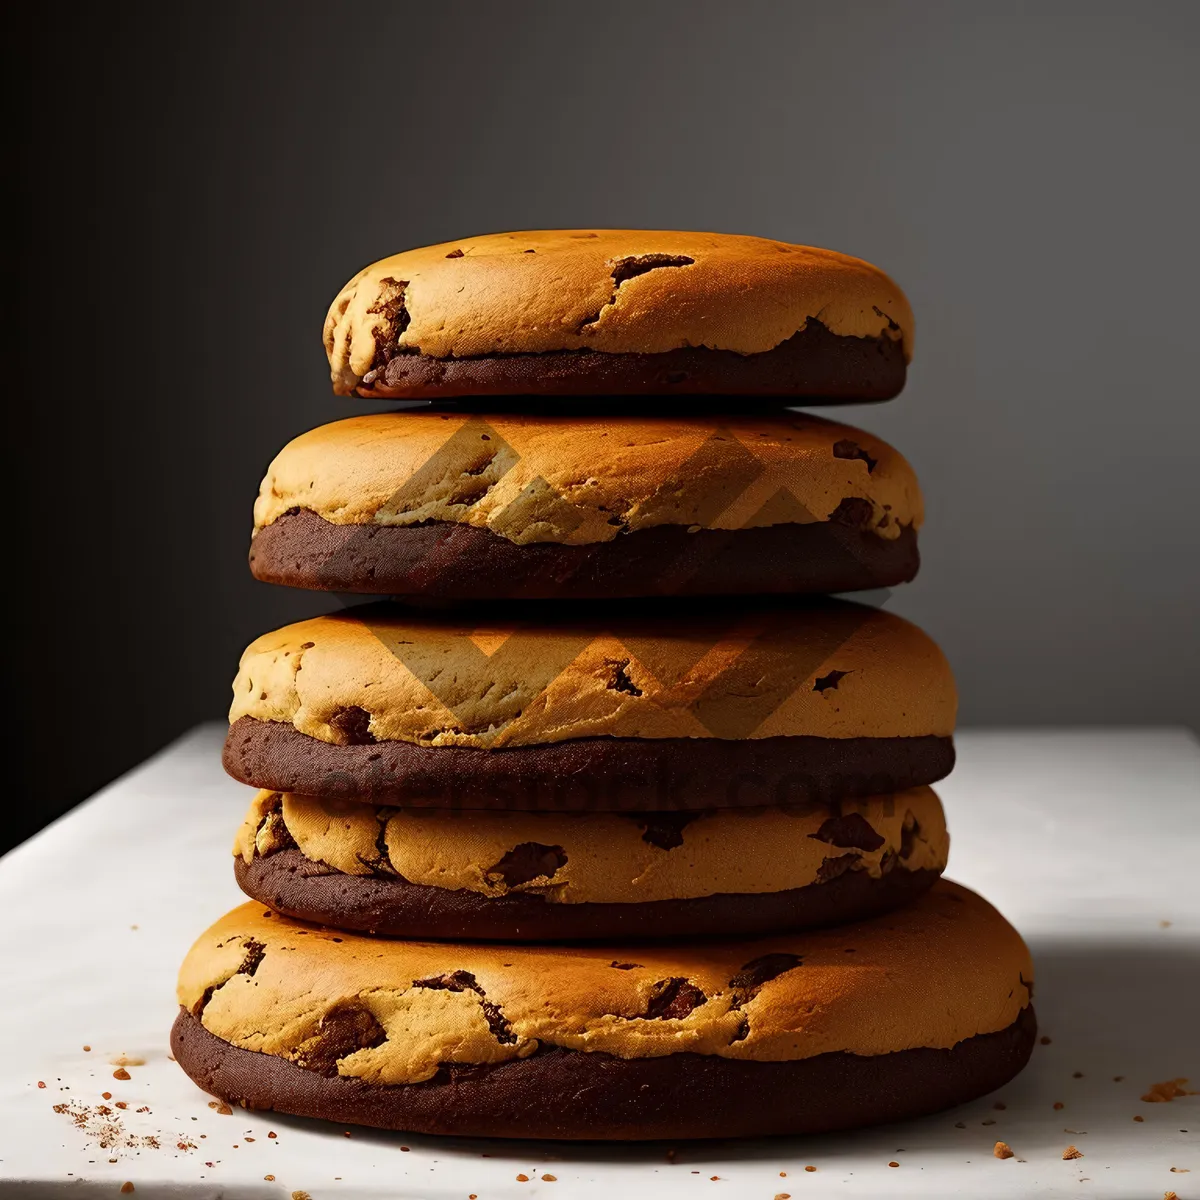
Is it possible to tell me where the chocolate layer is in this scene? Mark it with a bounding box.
[171,1004,1035,1140]
[249,509,919,599]
[356,320,906,401]
[224,717,956,810]
[236,850,941,940]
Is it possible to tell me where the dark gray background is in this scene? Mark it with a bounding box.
[16,1,1199,852]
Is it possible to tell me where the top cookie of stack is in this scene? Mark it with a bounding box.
[324,229,912,401]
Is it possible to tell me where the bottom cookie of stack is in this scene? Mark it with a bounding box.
[172,881,1034,1140]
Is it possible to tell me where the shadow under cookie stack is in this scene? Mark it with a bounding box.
[172,231,1035,1140]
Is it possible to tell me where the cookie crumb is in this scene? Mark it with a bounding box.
[112,1069,131,1081]
[264,1178,274,1184]
[516,1176,529,1183]
[1113,1076,1124,1082]
[994,1142,1014,1159]
[1040,1036,1052,1045]
[207,1101,232,1116]
[994,1102,1007,1110]
[83,1046,91,1052]
[291,1193,312,1200]
[888,1161,900,1167]
[1054,1102,1065,1110]
[982,1118,996,1126]
[805,1165,817,1172]
[1062,1146,1083,1160]
[268,1131,277,1138]
[1170,1167,1191,1173]
[1134,1115,1144,1122]
[1073,1071,1084,1078]
[775,1194,790,1199]
[120,1186,134,1195]
[954,1121,967,1129]
[1142,1078,1195,1103]
[543,1176,557,1182]
[37,1082,45,1089]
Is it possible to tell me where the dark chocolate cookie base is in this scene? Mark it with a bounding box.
[171,1004,1035,1141]
[356,320,905,401]
[224,717,955,810]
[249,509,919,600]
[236,850,941,941]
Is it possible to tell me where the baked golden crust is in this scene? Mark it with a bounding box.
[178,881,1030,1083]
[252,412,921,546]
[234,787,949,905]
[228,601,957,749]
[323,230,913,393]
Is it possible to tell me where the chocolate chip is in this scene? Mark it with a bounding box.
[832,439,878,473]
[813,669,850,693]
[237,939,265,978]
[486,842,568,887]
[728,953,803,1007]
[643,978,707,1020]
[412,971,517,1044]
[828,496,874,528]
[295,1004,387,1076]
[329,706,376,745]
[635,811,700,851]
[817,853,861,882]
[810,812,886,851]
[605,658,643,696]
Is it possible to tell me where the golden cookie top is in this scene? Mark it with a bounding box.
[179,882,1030,1082]
[324,230,913,393]
[235,787,949,905]
[229,600,957,749]
[252,412,922,546]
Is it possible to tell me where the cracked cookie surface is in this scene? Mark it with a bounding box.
[323,230,912,401]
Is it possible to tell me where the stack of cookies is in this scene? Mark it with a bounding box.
[173,231,1035,1140]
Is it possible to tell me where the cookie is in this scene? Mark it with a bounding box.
[324,230,912,401]
[224,599,956,808]
[172,881,1034,1140]
[249,412,921,598]
[233,786,948,940]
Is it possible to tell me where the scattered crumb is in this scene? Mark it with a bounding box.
[516,1176,529,1184]
[805,1165,817,1172]
[1063,1146,1084,1160]
[37,1082,45,1089]
[110,1056,145,1067]
[207,1100,232,1116]
[268,1131,277,1138]
[1165,1192,1179,1200]
[982,1119,996,1126]
[710,1177,719,1182]
[1134,1115,1145,1122]
[994,1142,1014,1159]
[1170,1167,1191,1173]
[775,1194,790,1199]
[120,1186,134,1195]
[1114,1076,1124,1082]
[264,1178,274,1184]
[83,1046,91,1052]
[102,1093,112,1101]
[542,1175,557,1183]
[888,1161,900,1168]
[1161,920,1172,928]
[291,1193,312,1200]
[954,1121,967,1129]
[112,1069,131,1082]
[1040,1036,1052,1045]
[1142,1078,1195,1103]
[1073,1071,1084,1079]
[1054,1102,1065,1110]
[994,1102,1007,1110]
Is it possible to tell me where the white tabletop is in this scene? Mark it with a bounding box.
[1,725,1196,1198]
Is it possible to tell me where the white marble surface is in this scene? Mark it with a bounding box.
[1,725,1196,1198]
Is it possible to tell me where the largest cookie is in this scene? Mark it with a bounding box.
[172,881,1034,1140]
[249,411,922,599]
[223,599,956,809]
[324,230,912,401]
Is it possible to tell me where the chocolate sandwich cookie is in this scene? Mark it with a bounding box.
[324,230,912,402]
[224,599,956,809]
[249,412,922,599]
[234,786,948,940]
[172,881,1034,1140]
